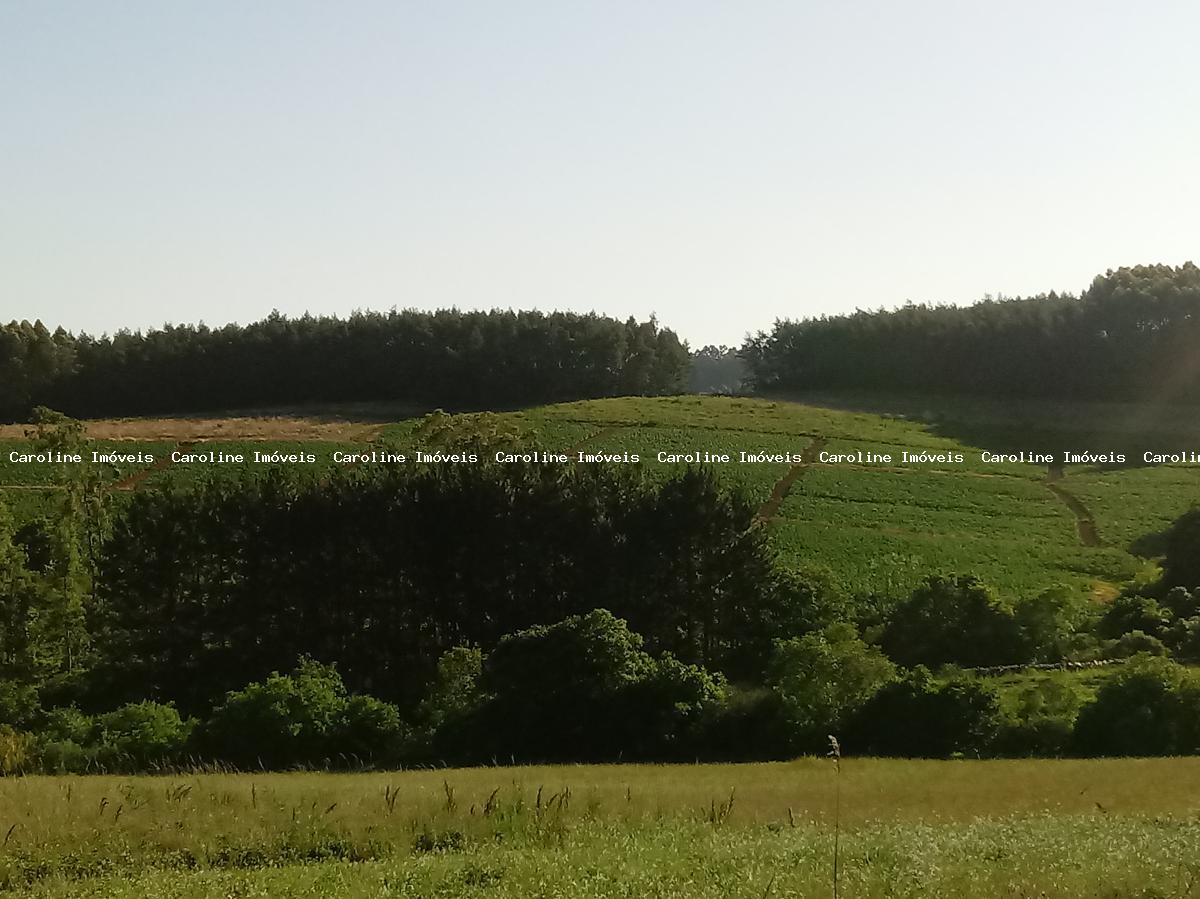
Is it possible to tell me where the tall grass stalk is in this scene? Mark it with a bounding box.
[828,735,841,899]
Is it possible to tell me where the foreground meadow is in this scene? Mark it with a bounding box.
[2,759,1198,897]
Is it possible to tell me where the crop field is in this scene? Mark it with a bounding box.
[0,441,174,487]
[135,441,352,489]
[1067,464,1200,554]
[0,759,1197,897]
[2,395,1197,600]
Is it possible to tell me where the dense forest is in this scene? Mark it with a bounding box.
[2,411,1200,772]
[743,263,1200,400]
[0,310,690,419]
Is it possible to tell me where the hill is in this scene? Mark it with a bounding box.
[5,394,1198,601]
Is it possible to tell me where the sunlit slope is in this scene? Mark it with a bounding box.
[505,396,1166,597]
[3,395,1198,599]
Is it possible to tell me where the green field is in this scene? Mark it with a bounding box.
[3,395,1198,601]
[1,760,1196,897]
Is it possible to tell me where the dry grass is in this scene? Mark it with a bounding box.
[2,757,1198,849]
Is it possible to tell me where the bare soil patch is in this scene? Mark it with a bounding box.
[0,416,384,442]
[755,436,827,523]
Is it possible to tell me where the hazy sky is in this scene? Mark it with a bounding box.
[2,2,1198,347]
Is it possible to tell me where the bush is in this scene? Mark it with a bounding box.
[0,681,40,729]
[420,646,483,726]
[1108,630,1168,658]
[40,705,93,743]
[700,687,790,761]
[769,566,853,639]
[96,701,192,768]
[1072,655,1198,756]
[199,658,349,769]
[881,576,1027,669]
[445,609,724,763]
[995,673,1085,756]
[36,739,92,773]
[847,667,1002,757]
[28,707,97,773]
[337,695,405,765]
[421,646,484,761]
[767,623,895,753]
[1014,586,1094,662]
[1161,508,1200,591]
[198,658,401,769]
[1162,587,1200,620]
[616,653,727,760]
[1166,616,1200,661]
[1098,595,1170,641]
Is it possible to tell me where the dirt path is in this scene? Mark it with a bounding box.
[755,436,827,523]
[112,442,193,492]
[1044,481,1103,547]
[564,426,615,456]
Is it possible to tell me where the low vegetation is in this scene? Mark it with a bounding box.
[0,760,1195,896]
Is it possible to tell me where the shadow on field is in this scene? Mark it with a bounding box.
[774,389,1200,471]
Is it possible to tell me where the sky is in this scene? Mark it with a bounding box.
[2,2,1198,348]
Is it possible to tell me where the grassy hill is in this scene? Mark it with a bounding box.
[4,394,1199,602]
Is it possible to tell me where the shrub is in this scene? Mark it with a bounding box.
[420,646,483,727]
[1098,595,1170,640]
[458,609,650,762]
[1072,655,1197,756]
[0,681,40,729]
[1175,678,1200,755]
[198,658,401,769]
[1160,508,1200,591]
[881,576,1027,668]
[616,653,727,760]
[422,646,485,761]
[337,695,405,765]
[1108,630,1168,658]
[1014,586,1094,662]
[1166,616,1200,661]
[700,687,790,761]
[199,658,348,768]
[995,673,1085,756]
[767,623,895,752]
[769,566,853,638]
[41,705,93,743]
[847,667,1002,757]
[36,739,92,773]
[32,707,96,773]
[1162,587,1200,620]
[96,701,192,768]
[446,609,724,763]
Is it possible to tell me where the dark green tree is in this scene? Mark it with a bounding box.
[881,576,1027,669]
[1072,655,1198,756]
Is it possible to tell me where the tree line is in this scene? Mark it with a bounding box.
[743,263,1200,401]
[0,309,690,420]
